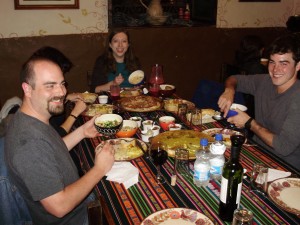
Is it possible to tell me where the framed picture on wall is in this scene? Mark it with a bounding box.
[239,0,280,2]
[14,0,79,9]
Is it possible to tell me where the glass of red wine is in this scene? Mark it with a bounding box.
[150,141,168,184]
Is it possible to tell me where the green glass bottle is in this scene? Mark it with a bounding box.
[218,134,245,222]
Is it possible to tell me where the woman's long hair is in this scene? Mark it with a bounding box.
[102,28,140,76]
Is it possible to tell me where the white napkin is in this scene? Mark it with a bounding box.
[106,162,139,189]
[267,168,291,182]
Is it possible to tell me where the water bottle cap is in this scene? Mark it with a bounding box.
[215,133,223,141]
[200,138,208,146]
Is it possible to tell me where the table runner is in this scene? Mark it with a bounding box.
[75,110,300,225]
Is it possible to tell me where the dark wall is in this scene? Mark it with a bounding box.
[0,26,285,106]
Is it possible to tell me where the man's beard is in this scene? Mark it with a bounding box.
[48,96,65,116]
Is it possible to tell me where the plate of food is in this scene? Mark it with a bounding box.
[186,108,217,124]
[95,138,147,161]
[120,88,143,98]
[120,95,162,112]
[128,70,144,85]
[83,104,114,117]
[81,92,98,104]
[141,208,213,225]
[163,99,195,113]
[202,128,243,146]
[267,178,300,216]
[150,130,214,159]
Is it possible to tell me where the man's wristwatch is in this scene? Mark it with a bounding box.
[244,117,253,130]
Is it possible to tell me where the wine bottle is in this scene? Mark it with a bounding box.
[219,134,245,222]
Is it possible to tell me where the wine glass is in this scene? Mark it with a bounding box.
[150,141,168,184]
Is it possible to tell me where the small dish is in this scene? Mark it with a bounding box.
[159,84,176,98]
[129,117,142,127]
[116,120,138,138]
[142,120,154,131]
[159,116,175,130]
[98,95,108,104]
[168,123,182,131]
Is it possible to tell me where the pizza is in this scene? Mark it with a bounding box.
[120,95,162,112]
[150,130,214,159]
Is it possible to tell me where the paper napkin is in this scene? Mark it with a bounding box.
[267,168,291,182]
[106,162,139,189]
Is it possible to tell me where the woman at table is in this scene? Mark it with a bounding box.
[90,28,141,93]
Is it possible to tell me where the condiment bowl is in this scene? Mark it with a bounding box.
[159,84,176,98]
[94,114,123,136]
[159,116,175,130]
[116,120,138,138]
[227,103,248,118]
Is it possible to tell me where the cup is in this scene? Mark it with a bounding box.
[249,163,268,194]
[174,149,190,177]
[151,125,160,136]
[129,117,142,127]
[232,208,253,225]
[110,84,121,101]
[142,120,154,131]
[191,109,202,126]
[98,95,108,104]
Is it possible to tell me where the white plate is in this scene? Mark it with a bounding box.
[128,70,144,85]
[95,138,147,161]
[141,208,213,225]
[202,128,242,146]
[267,178,300,215]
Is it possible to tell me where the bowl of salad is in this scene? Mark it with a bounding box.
[94,114,123,136]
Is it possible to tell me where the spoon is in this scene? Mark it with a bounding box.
[212,114,224,121]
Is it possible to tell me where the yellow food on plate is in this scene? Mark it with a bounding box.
[83,104,114,117]
[163,99,195,113]
[150,130,214,159]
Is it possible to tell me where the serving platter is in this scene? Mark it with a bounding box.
[150,130,214,159]
[119,95,162,112]
[267,177,300,216]
[141,208,213,225]
[95,138,147,161]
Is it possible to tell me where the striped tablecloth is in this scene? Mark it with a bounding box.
[76,110,300,225]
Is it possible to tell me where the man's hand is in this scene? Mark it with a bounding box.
[94,142,115,175]
[218,88,235,117]
[227,109,251,128]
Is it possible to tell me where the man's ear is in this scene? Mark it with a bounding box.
[22,82,32,97]
[296,61,300,71]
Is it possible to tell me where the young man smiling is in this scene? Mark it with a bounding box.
[218,33,300,170]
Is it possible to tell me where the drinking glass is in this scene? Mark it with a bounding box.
[249,163,268,195]
[232,208,253,225]
[149,83,160,97]
[110,84,121,101]
[150,141,168,184]
[174,149,190,178]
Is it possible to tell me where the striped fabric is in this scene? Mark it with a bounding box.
[76,110,300,225]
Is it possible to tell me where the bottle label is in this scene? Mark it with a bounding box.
[220,177,242,204]
[194,169,209,181]
[210,165,223,175]
[220,177,228,203]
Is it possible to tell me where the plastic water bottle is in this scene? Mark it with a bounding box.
[193,138,210,187]
[209,133,226,180]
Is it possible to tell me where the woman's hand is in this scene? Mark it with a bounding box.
[71,100,87,117]
[114,74,124,85]
[66,93,84,102]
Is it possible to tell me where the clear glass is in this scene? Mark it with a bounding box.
[110,84,121,101]
[174,149,190,178]
[232,208,253,225]
[249,163,268,195]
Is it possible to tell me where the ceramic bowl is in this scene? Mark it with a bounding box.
[142,120,154,131]
[94,114,123,136]
[116,120,138,138]
[98,95,108,104]
[227,103,248,118]
[159,84,176,98]
[159,116,175,130]
[168,123,182,131]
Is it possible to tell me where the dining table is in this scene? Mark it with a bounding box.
[73,97,300,225]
